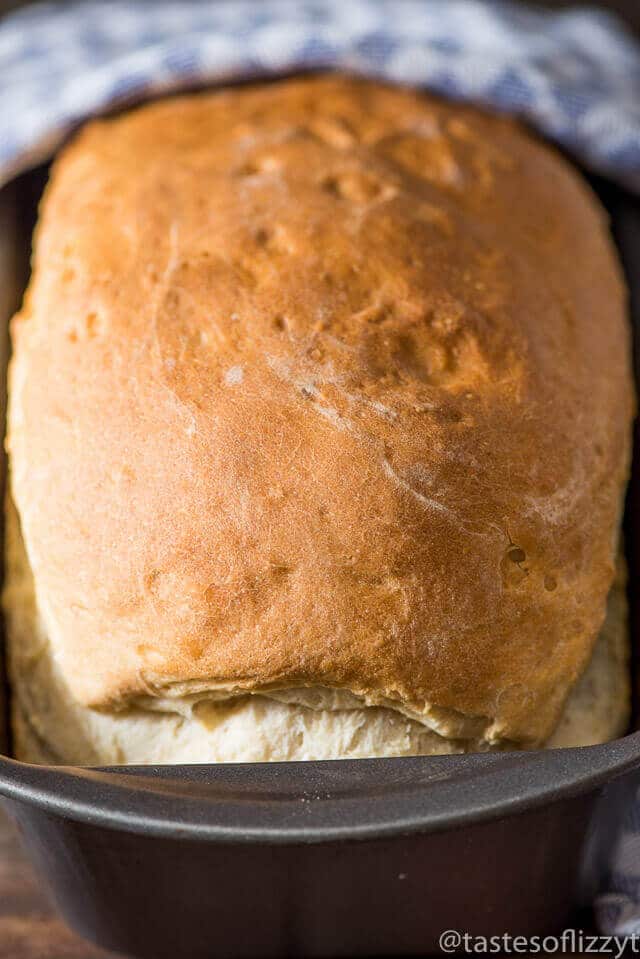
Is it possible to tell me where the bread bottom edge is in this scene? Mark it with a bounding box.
[4,502,630,764]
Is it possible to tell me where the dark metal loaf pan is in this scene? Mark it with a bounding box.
[0,171,638,959]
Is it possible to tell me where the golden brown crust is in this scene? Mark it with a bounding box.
[3,499,629,764]
[7,75,634,746]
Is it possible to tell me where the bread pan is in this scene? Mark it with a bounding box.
[0,169,637,959]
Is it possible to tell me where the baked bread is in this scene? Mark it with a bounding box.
[5,500,629,763]
[5,75,634,762]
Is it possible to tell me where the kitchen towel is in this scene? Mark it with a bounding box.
[3,0,640,192]
[2,0,640,934]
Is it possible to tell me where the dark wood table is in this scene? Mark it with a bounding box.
[0,807,124,959]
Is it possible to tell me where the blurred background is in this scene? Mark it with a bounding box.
[0,0,639,30]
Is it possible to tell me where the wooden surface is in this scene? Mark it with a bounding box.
[0,807,125,959]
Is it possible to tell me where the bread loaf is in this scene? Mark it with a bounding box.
[6,75,633,760]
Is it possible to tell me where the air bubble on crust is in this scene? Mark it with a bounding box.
[235,154,281,178]
[310,115,358,150]
[500,545,528,587]
[320,171,396,205]
[507,546,526,565]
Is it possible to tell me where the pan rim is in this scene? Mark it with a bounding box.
[0,733,639,843]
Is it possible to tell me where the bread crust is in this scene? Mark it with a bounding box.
[8,75,634,746]
[4,500,629,764]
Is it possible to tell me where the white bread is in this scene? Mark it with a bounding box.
[6,75,634,759]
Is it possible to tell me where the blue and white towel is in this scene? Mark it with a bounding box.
[2,0,640,934]
[2,0,640,191]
